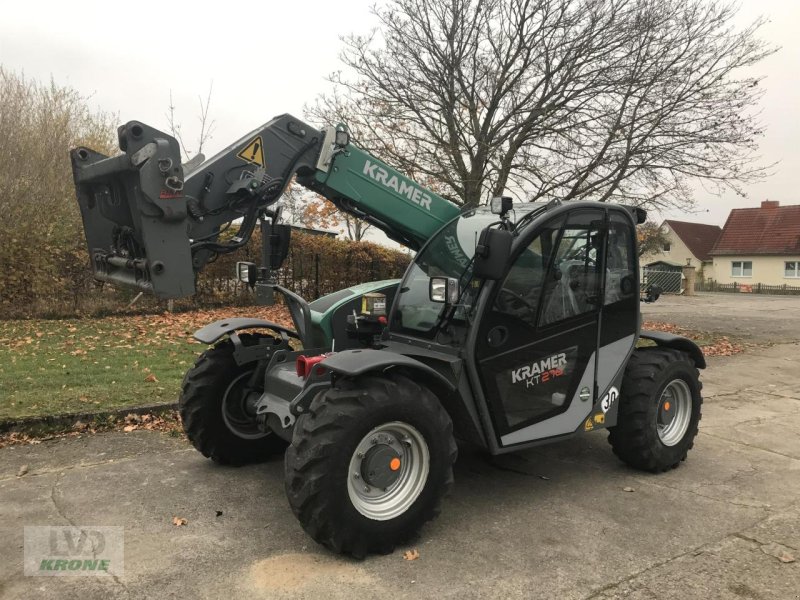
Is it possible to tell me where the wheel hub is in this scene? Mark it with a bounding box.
[361,444,403,489]
[221,371,269,440]
[657,379,692,447]
[347,422,430,521]
[658,398,675,426]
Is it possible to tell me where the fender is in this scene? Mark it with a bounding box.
[193,317,298,345]
[639,330,706,369]
[320,349,456,392]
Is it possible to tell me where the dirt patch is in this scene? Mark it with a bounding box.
[247,552,374,594]
[642,320,744,357]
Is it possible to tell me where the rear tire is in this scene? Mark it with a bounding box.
[284,373,457,557]
[608,348,703,473]
[180,335,287,466]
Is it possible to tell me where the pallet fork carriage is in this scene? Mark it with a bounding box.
[70,114,705,556]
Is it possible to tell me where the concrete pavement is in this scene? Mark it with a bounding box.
[1,295,799,599]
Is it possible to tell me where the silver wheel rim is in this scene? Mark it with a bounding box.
[221,372,269,440]
[347,421,430,521]
[657,379,692,446]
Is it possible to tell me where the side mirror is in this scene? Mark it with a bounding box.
[644,285,662,303]
[429,277,460,304]
[473,228,512,280]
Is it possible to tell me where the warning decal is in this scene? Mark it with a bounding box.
[237,136,265,167]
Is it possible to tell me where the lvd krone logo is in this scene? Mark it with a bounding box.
[49,528,106,555]
[26,526,124,575]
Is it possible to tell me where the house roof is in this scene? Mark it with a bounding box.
[644,259,685,268]
[711,201,800,256]
[663,220,722,261]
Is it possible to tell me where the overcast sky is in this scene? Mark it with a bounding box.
[1,0,797,231]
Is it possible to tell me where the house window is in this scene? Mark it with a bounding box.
[731,261,752,277]
[663,242,671,252]
[786,261,800,278]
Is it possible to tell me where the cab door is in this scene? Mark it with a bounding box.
[474,208,606,448]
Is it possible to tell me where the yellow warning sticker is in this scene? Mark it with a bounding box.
[584,418,594,432]
[594,413,605,425]
[237,136,265,167]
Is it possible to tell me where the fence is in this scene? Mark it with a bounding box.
[695,280,800,296]
[642,268,683,294]
[196,232,411,305]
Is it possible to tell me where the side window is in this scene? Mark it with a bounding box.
[605,212,637,305]
[492,219,562,328]
[539,212,604,327]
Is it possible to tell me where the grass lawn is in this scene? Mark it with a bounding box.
[0,307,739,423]
[0,306,291,421]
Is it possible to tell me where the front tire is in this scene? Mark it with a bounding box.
[180,335,287,465]
[608,348,703,472]
[284,373,457,557]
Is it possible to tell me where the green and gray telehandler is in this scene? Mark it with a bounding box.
[70,115,704,557]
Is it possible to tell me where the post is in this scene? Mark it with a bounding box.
[314,254,320,299]
[682,264,696,296]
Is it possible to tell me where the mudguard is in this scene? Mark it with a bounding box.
[639,330,706,369]
[320,349,456,391]
[193,317,298,345]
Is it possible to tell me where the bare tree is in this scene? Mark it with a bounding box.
[309,0,774,211]
[341,212,372,241]
[166,82,216,159]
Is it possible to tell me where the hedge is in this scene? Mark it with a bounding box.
[0,232,412,320]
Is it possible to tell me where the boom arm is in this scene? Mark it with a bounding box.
[70,114,459,299]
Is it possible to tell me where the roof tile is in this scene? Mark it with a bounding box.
[664,220,722,261]
[711,204,800,256]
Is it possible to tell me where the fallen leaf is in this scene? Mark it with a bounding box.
[538,475,551,481]
[623,487,635,493]
[123,425,136,432]
[761,542,795,563]
[17,464,29,477]
[144,374,158,383]
[403,549,420,561]
[215,510,223,517]
[172,516,188,527]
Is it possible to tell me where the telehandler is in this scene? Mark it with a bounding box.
[70,115,704,557]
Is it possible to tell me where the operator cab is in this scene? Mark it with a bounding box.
[389,200,641,449]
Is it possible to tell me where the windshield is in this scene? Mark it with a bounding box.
[391,210,497,339]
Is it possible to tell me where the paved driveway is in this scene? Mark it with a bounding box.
[1,294,799,599]
[642,291,800,344]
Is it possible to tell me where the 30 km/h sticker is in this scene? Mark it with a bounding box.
[237,136,265,166]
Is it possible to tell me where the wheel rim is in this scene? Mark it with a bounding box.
[347,421,430,521]
[221,371,269,440]
[657,379,693,446]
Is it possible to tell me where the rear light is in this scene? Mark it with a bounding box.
[296,354,328,378]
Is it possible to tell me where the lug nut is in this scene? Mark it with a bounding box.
[370,438,378,445]
[357,452,364,459]
[353,473,360,479]
[363,485,371,493]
